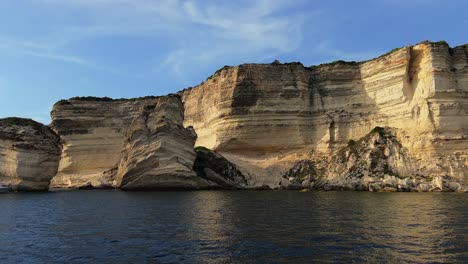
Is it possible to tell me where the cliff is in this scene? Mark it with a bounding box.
[114,96,215,190]
[181,41,467,188]
[50,96,163,188]
[50,95,247,189]
[282,127,465,192]
[9,40,465,191]
[0,118,61,191]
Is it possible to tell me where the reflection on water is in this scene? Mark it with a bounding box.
[0,191,467,263]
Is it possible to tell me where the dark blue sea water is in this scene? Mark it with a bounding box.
[0,190,467,263]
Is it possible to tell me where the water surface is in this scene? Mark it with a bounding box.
[0,190,467,263]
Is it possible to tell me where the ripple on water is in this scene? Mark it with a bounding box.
[0,190,467,263]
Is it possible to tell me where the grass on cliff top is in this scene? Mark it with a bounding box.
[311,60,358,68]
[420,40,449,46]
[0,117,45,130]
[54,94,181,106]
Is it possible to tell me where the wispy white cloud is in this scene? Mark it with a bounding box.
[23,51,89,65]
[0,35,89,65]
[30,0,309,79]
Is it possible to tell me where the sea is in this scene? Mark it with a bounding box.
[0,190,467,263]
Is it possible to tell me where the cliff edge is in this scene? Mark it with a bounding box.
[4,40,465,191]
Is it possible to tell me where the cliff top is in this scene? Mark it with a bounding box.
[0,117,45,130]
[53,93,181,107]
[0,117,61,145]
[52,40,465,105]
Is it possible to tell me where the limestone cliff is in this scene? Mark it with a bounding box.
[115,96,215,190]
[46,40,467,191]
[181,41,467,187]
[50,96,163,188]
[0,118,61,191]
[50,95,240,189]
[282,127,465,192]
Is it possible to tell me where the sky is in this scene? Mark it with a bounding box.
[0,0,467,124]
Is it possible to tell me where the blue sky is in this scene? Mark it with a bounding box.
[0,0,466,124]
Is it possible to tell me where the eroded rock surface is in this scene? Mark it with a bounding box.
[0,118,61,191]
[50,96,163,188]
[115,96,215,190]
[193,147,248,189]
[181,41,467,187]
[45,40,467,191]
[282,127,466,192]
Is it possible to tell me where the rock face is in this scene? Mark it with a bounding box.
[115,96,215,190]
[282,127,465,192]
[0,118,61,191]
[181,41,468,187]
[50,96,163,188]
[50,95,237,190]
[193,147,247,189]
[45,40,467,191]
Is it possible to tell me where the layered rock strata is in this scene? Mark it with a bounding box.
[181,41,467,187]
[50,95,239,189]
[115,97,215,190]
[0,118,61,191]
[281,127,465,192]
[44,40,467,190]
[50,96,163,188]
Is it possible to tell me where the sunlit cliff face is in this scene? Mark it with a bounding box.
[181,42,467,186]
[45,41,467,189]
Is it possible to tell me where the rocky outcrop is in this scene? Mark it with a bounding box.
[193,147,247,189]
[281,127,466,192]
[115,97,215,190]
[44,40,466,191]
[49,95,238,190]
[181,41,467,187]
[50,96,163,188]
[0,118,61,191]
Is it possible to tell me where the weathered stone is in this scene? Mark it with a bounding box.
[382,187,398,192]
[448,181,462,192]
[115,96,214,190]
[193,147,247,189]
[181,41,467,188]
[417,183,431,192]
[369,182,384,192]
[361,176,376,187]
[301,179,311,188]
[432,176,445,191]
[383,175,398,188]
[43,41,467,190]
[50,96,165,188]
[0,118,61,191]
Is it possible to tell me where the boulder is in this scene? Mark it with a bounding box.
[193,147,247,189]
[369,182,384,192]
[448,181,462,192]
[432,176,445,191]
[417,183,431,192]
[302,178,311,188]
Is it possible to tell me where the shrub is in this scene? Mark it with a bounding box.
[194,146,210,152]
[347,139,357,148]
